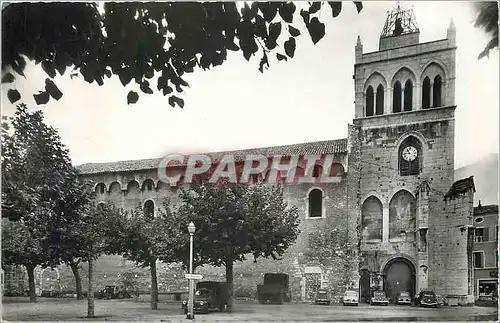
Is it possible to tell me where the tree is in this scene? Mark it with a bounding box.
[107,205,183,310]
[474,2,498,59]
[1,2,363,106]
[302,217,356,299]
[75,202,123,317]
[1,103,94,301]
[168,179,300,312]
[2,217,46,302]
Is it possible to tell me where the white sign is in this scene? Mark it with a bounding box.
[185,274,203,280]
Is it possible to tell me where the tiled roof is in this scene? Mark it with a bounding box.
[444,176,476,199]
[76,138,348,175]
[474,204,499,215]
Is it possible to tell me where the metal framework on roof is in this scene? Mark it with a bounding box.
[380,3,419,38]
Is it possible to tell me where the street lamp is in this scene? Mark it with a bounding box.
[187,221,196,320]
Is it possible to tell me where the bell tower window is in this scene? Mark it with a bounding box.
[433,75,442,107]
[393,81,402,113]
[398,136,422,176]
[376,84,384,115]
[366,86,374,117]
[403,79,413,111]
[422,77,431,109]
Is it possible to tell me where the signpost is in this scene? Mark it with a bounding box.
[185,274,203,280]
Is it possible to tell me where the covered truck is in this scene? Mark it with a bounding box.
[257,273,291,304]
[182,281,229,314]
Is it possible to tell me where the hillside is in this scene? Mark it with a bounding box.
[455,153,499,206]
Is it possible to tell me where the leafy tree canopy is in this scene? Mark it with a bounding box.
[474,2,498,59]
[1,1,362,107]
[167,179,300,269]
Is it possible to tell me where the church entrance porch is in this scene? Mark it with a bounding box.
[383,257,416,303]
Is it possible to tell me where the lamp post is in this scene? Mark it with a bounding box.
[187,221,196,320]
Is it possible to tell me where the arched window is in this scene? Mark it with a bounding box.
[433,75,442,107]
[366,86,374,117]
[144,200,155,221]
[308,189,323,218]
[403,80,413,111]
[389,190,416,239]
[376,84,384,115]
[422,77,431,109]
[96,183,106,195]
[393,81,402,113]
[142,179,154,191]
[312,164,322,178]
[398,136,422,176]
[361,196,383,240]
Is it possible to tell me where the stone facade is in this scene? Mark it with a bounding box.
[71,7,476,304]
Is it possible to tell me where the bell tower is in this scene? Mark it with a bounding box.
[353,2,462,304]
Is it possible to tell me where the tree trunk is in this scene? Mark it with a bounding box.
[69,260,84,300]
[150,259,158,310]
[26,265,36,303]
[87,257,95,318]
[225,261,234,312]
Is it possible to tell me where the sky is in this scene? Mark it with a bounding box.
[1,1,498,169]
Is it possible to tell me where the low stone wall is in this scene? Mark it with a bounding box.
[134,292,189,303]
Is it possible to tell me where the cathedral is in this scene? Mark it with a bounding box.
[77,6,476,305]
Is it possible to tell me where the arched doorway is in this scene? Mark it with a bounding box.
[359,269,371,303]
[383,257,415,302]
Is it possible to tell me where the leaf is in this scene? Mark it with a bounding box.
[288,25,301,37]
[279,2,296,23]
[307,17,326,45]
[162,86,173,96]
[328,2,342,18]
[7,89,21,103]
[140,81,154,94]
[45,79,63,101]
[41,60,57,78]
[2,73,15,83]
[309,2,322,14]
[284,38,296,58]
[276,53,288,61]
[259,3,278,22]
[127,91,139,104]
[104,69,112,78]
[168,95,184,108]
[259,51,269,73]
[119,71,132,87]
[11,55,26,77]
[354,1,363,13]
[300,9,310,26]
[33,91,50,105]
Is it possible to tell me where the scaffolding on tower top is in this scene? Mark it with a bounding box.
[380,3,419,38]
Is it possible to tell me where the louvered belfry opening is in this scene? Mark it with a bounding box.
[399,136,422,176]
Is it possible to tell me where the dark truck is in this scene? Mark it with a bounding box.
[182,281,229,314]
[257,273,291,304]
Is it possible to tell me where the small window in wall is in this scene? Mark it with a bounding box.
[475,217,484,223]
[312,165,322,178]
[403,79,413,111]
[418,228,428,252]
[144,200,155,221]
[366,86,374,117]
[393,81,402,113]
[422,77,431,109]
[96,183,106,194]
[375,84,384,115]
[308,189,323,218]
[475,228,489,242]
[496,226,498,241]
[433,75,442,107]
[474,252,484,268]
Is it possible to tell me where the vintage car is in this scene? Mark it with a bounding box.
[342,290,359,306]
[396,291,412,305]
[415,290,439,307]
[96,285,131,300]
[370,290,389,306]
[314,289,331,305]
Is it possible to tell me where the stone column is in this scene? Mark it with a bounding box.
[429,81,434,108]
[414,84,420,110]
[385,88,391,114]
[382,206,389,243]
[401,86,405,111]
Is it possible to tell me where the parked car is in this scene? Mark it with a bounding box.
[342,290,359,306]
[182,281,229,314]
[415,290,439,307]
[96,285,131,300]
[314,289,331,305]
[396,291,412,305]
[370,290,389,306]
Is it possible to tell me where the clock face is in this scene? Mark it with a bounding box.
[402,146,418,162]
